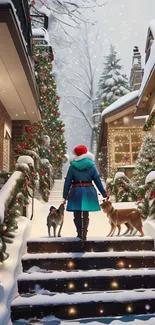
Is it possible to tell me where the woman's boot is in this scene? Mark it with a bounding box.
[73,211,82,239]
[82,212,89,241]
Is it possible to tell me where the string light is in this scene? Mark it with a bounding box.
[108,247,114,252]
[68,261,74,268]
[68,282,75,290]
[110,280,119,289]
[126,305,133,313]
[108,127,143,174]
[117,260,125,268]
[68,307,77,316]
[84,282,88,288]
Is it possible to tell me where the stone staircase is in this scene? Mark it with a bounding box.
[10,180,155,323]
[11,236,155,323]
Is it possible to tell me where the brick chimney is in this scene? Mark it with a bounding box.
[130,46,143,90]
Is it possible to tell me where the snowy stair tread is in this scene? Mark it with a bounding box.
[11,289,155,320]
[22,250,155,271]
[27,236,154,253]
[18,268,155,294]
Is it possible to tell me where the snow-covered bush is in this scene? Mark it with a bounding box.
[113,173,137,202]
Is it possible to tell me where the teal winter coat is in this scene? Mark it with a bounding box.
[63,158,107,212]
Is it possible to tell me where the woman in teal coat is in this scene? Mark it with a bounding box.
[63,145,107,240]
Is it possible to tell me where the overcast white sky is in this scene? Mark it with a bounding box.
[91,0,155,76]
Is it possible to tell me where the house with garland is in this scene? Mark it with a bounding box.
[97,47,144,179]
[135,18,155,137]
[0,0,41,179]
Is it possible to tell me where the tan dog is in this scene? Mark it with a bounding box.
[100,201,144,237]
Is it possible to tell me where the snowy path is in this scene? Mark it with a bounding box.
[29,180,137,239]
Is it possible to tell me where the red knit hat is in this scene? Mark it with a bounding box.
[74,145,88,156]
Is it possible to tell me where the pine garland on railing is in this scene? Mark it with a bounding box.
[0,170,35,263]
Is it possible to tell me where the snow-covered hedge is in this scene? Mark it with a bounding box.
[0,217,30,325]
[0,171,22,224]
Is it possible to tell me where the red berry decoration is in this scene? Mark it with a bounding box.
[31,1,36,5]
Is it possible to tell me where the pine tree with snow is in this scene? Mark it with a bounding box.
[132,133,155,188]
[96,45,130,111]
[15,44,66,200]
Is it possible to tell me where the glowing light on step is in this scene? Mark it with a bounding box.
[68,261,74,268]
[126,305,133,313]
[108,247,114,252]
[99,308,104,314]
[84,282,88,288]
[90,248,94,252]
[68,307,77,316]
[117,260,125,268]
[110,281,119,289]
[68,282,75,290]
[129,264,132,268]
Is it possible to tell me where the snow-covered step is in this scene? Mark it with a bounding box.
[18,268,155,294]
[27,236,154,253]
[11,289,155,321]
[11,314,155,325]
[22,250,155,272]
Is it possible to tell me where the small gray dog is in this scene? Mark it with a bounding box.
[47,203,65,237]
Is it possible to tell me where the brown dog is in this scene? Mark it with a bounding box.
[47,203,65,237]
[100,201,144,237]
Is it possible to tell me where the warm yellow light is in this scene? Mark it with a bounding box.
[68,261,74,268]
[99,308,104,314]
[126,305,133,313]
[108,247,114,252]
[110,281,119,289]
[117,260,125,268]
[129,264,132,268]
[84,282,88,288]
[68,307,77,316]
[90,248,94,252]
[68,282,75,290]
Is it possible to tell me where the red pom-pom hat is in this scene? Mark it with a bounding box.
[74,145,88,156]
[73,145,94,161]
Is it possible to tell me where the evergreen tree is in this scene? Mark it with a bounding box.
[16,44,66,200]
[132,133,155,188]
[96,45,130,111]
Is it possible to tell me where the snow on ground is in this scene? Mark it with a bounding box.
[11,314,155,325]
[0,217,30,325]
[29,199,138,239]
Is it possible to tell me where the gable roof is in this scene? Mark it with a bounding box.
[101,90,139,119]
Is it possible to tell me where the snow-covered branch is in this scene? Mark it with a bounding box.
[66,96,93,129]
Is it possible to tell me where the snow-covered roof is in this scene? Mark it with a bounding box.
[139,40,155,98]
[32,28,50,44]
[149,18,155,39]
[102,90,139,118]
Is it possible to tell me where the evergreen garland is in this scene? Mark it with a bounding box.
[0,172,33,262]
[132,133,155,188]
